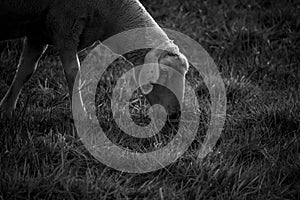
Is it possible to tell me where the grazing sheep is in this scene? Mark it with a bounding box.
[0,0,189,117]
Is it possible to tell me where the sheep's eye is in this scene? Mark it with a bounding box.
[160,65,169,71]
[166,52,177,57]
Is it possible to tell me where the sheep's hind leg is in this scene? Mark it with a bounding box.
[0,37,47,116]
[59,50,80,111]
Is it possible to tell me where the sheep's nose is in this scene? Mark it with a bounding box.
[167,109,181,123]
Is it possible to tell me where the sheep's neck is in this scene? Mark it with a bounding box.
[103,0,169,54]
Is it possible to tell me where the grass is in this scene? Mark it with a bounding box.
[1,0,300,199]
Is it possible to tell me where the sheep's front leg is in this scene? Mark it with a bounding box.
[0,38,47,116]
[59,50,80,106]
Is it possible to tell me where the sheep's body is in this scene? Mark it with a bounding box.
[0,0,188,117]
[0,0,161,50]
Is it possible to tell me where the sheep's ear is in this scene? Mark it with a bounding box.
[138,63,160,94]
[134,48,161,94]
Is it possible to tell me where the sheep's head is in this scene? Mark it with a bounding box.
[133,42,189,119]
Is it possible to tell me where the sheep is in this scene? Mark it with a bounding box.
[0,0,189,118]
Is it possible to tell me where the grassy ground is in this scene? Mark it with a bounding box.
[1,0,300,199]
